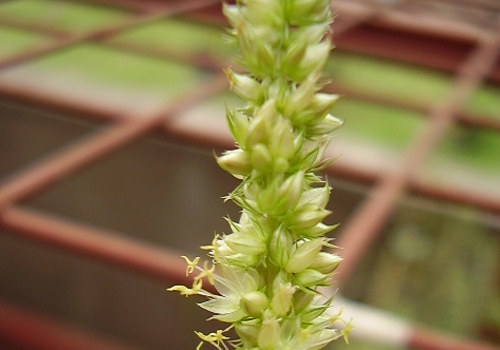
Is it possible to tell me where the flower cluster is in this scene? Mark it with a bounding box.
[168,0,351,349]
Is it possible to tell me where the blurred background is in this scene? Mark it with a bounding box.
[1,0,500,349]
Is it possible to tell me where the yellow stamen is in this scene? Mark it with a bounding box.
[181,256,200,276]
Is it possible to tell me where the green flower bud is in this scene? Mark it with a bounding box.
[225,69,264,104]
[285,238,323,273]
[245,99,275,148]
[289,203,331,230]
[292,41,331,82]
[235,321,260,347]
[257,180,280,214]
[266,79,282,100]
[295,222,339,239]
[308,93,340,120]
[222,3,244,28]
[277,317,296,344]
[253,40,275,75]
[297,140,329,171]
[258,311,281,349]
[243,181,259,202]
[286,0,326,23]
[309,252,342,274]
[245,211,272,239]
[294,268,330,288]
[239,211,251,226]
[226,105,249,147]
[293,290,315,314]
[268,225,293,267]
[281,37,308,77]
[217,149,252,178]
[226,252,261,268]
[236,32,259,72]
[300,303,329,323]
[239,28,275,76]
[308,2,331,24]
[307,114,344,137]
[273,157,290,174]
[298,184,330,209]
[241,217,267,241]
[217,240,236,257]
[269,117,295,160]
[251,24,282,49]
[240,291,269,317]
[287,0,330,25]
[224,216,242,234]
[244,0,283,28]
[283,73,318,119]
[282,171,304,209]
[289,22,330,46]
[251,143,273,173]
[289,110,318,126]
[271,281,296,317]
[293,139,319,170]
[224,232,266,255]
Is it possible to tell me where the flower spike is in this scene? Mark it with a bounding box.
[169,0,349,348]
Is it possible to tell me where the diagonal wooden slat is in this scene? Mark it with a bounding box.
[0,74,227,208]
[0,206,190,285]
[0,118,159,209]
[0,300,147,350]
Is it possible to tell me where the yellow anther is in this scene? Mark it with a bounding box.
[181,255,200,276]
[167,285,199,297]
[203,260,216,285]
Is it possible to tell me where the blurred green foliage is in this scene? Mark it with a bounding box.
[110,19,237,61]
[324,51,500,121]
[324,52,453,106]
[466,84,500,120]
[0,0,130,34]
[434,127,500,173]
[343,204,500,347]
[331,98,425,149]
[0,26,55,60]
[28,44,208,93]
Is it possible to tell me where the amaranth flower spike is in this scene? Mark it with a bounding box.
[168,0,352,348]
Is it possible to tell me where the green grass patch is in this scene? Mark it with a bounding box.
[344,205,499,343]
[324,51,454,106]
[0,25,55,60]
[0,0,131,35]
[433,126,500,173]
[111,18,236,61]
[331,98,425,149]
[325,51,500,121]
[29,44,209,94]
[465,83,500,120]
[333,98,500,174]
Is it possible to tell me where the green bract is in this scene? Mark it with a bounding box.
[168,0,351,349]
